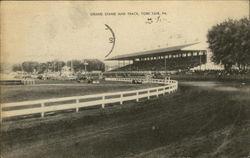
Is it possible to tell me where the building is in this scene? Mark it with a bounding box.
[106,42,222,72]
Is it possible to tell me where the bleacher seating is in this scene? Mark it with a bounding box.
[112,55,206,71]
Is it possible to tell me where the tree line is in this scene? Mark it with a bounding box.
[207,17,250,71]
[12,59,105,73]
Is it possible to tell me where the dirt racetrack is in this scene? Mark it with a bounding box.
[1,81,250,158]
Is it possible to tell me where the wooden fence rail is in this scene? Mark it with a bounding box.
[0,78,178,121]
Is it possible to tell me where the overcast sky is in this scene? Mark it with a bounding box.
[1,1,249,64]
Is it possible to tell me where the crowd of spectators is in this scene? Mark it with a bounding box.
[191,69,250,76]
[172,69,250,81]
[113,56,206,72]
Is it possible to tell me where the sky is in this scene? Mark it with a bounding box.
[1,1,249,64]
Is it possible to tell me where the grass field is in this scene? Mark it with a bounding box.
[1,81,250,158]
[0,80,157,103]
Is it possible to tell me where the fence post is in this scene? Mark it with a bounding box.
[156,89,159,97]
[120,94,123,104]
[41,103,45,118]
[147,90,150,99]
[136,92,139,102]
[102,96,105,108]
[76,99,79,112]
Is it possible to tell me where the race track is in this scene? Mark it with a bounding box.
[1,81,250,158]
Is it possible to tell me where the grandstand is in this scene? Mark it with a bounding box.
[106,42,208,72]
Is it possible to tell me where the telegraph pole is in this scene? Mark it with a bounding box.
[84,61,88,72]
[71,60,74,73]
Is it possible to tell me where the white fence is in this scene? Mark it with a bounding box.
[0,78,178,121]
[23,79,35,85]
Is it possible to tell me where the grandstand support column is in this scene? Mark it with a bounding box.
[129,60,131,71]
[199,55,202,71]
[164,56,167,74]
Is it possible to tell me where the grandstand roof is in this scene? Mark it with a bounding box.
[106,42,203,60]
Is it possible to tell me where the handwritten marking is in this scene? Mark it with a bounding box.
[104,24,116,58]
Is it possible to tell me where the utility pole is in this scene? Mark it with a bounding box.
[199,53,202,71]
[164,55,167,76]
[71,60,74,73]
[53,61,55,72]
[84,61,88,72]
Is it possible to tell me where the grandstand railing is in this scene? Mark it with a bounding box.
[0,78,178,122]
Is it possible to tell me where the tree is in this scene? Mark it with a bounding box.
[66,59,105,72]
[37,63,47,74]
[207,17,250,71]
[22,61,39,73]
[12,64,22,72]
[55,61,65,72]
[235,18,250,70]
[83,59,105,72]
